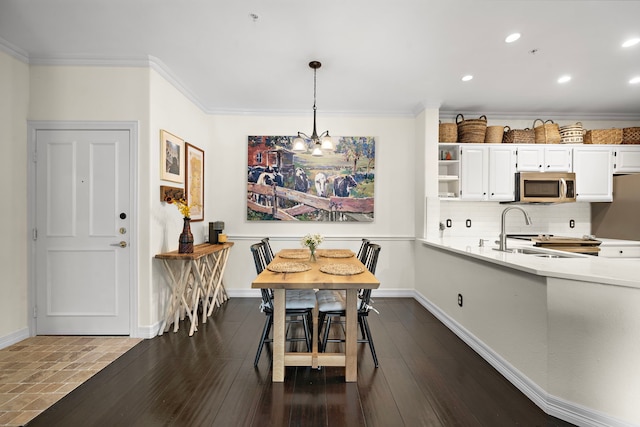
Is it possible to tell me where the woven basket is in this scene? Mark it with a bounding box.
[584,129,623,145]
[559,122,584,144]
[622,127,640,144]
[533,119,561,144]
[485,125,506,143]
[439,121,458,143]
[502,126,535,144]
[456,114,487,143]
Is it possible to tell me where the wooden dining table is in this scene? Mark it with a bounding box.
[251,248,380,382]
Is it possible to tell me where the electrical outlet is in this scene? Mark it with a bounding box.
[466,219,472,228]
[569,219,575,228]
[457,293,463,307]
[446,219,452,228]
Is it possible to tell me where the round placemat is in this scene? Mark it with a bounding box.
[279,252,311,260]
[267,262,311,273]
[320,263,365,276]
[320,250,354,258]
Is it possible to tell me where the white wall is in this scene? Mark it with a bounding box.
[0,51,29,345]
[148,69,212,328]
[209,114,417,300]
[28,65,152,336]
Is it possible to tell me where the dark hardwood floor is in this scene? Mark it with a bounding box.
[26,298,575,426]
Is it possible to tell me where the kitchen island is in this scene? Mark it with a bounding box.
[415,237,640,427]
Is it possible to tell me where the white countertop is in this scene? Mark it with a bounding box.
[419,237,640,289]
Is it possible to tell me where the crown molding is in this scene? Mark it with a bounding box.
[0,36,29,63]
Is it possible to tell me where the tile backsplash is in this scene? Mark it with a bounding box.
[438,201,591,239]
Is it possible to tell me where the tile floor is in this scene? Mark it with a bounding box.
[0,336,141,426]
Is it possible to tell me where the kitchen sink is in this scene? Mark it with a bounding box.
[494,247,583,258]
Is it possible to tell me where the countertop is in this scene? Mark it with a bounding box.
[419,237,640,289]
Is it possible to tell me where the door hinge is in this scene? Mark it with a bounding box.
[32,151,37,163]
[32,228,37,241]
[33,306,37,318]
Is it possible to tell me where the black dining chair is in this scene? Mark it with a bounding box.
[261,237,275,264]
[251,242,316,367]
[316,243,381,367]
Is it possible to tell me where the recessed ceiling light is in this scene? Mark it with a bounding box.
[505,33,521,43]
[461,75,473,82]
[630,76,640,84]
[622,38,640,48]
[557,75,572,84]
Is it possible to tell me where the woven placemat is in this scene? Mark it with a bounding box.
[320,263,365,276]
[267,262,311,273]
[279,252,310,259]
[320,250,354,258]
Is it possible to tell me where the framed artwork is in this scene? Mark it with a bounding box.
[160,130,184,183]
[185,143,205,221]
[247,135,376,222]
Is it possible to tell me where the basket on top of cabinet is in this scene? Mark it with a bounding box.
[584,128,623,145]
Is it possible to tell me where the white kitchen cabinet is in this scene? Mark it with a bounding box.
[516,145,572,172]
[572,146,613,202]
[612,146,640,173]
[460,145,515,201]
[438,144,460,199]
[489,146,516,201]
[460,146,487,200]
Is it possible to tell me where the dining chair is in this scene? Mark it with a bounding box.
[356,238,370,263]
[251,242,316,367]
[261,237,275,264]
[316,243,381,367]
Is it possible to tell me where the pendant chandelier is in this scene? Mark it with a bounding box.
[292,61,334,156]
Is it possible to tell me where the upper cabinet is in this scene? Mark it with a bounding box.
[572,146,613,202]
[438,141,638,203]
[516,145,572,172]
[612,146,640,173]
[459,145,516,201]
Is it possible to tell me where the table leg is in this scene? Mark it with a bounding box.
[345,288,357,382]
[273,288,286,382]
[159,259,190,335]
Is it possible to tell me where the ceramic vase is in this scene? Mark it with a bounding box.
[178,217,194,253]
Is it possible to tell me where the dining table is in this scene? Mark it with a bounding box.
[251,248,380,382]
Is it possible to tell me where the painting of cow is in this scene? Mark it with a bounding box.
[314,172,328,197]
[247,135,375,222]
[333,175,357,197]
[295,167,310,193]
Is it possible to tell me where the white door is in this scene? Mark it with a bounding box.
[35,129,131,334]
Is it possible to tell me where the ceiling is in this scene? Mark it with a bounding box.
[1,0,639,118]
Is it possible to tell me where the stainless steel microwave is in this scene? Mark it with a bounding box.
[515,172,576,203]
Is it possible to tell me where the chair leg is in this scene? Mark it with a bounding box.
[360,316,378,368]
[254,314,272,367]
[321,315,333,352]
[302,312,312,351]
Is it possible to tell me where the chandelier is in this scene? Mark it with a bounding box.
[292,61,334,156]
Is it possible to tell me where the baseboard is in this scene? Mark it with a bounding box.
[0,328,30,350]
[412,290,634,427]
[134,322,162,339]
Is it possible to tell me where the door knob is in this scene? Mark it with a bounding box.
[111,241,127,248]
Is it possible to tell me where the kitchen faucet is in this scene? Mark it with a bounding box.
[498,206,532,251]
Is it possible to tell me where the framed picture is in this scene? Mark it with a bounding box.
[246,135,375,222]
[185,143,205,221]
[160,130,184,183]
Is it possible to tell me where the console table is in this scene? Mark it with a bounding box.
[155,242,233,336]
